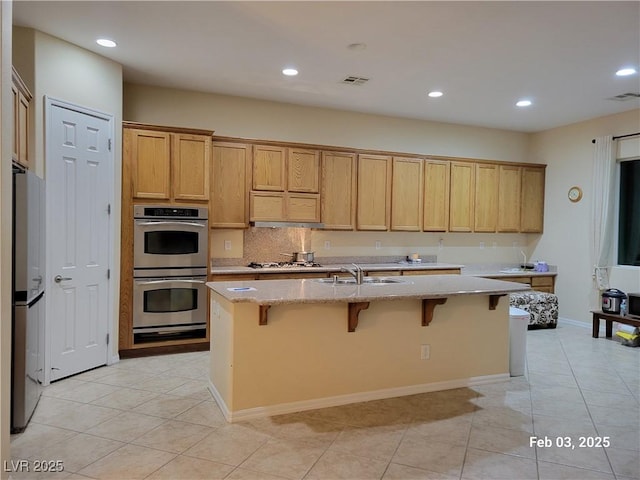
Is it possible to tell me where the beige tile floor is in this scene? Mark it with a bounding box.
[9,323,640,480]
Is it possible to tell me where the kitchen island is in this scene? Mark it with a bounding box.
[207,275,530,422]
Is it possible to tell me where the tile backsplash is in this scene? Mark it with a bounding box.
[211,227,534,267]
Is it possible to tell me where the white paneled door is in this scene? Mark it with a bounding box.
[46,100,113,382]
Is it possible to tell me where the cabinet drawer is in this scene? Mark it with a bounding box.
[531,276,554,287]
[503,277,531,284]
[402,269,461,276]
[209,274,257,281]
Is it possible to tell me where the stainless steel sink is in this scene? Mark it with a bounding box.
[314,277,407,285]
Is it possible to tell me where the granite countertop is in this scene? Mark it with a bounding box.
[206,274,530,305]
[211,262,464,275]
[460,264,557,278]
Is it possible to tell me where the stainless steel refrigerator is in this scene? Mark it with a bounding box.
[12,167,45,433]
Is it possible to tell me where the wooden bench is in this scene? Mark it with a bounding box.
[591,310,640,338]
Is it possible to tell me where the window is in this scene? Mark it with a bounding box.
[618,159,640,266]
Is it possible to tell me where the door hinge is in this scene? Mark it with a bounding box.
[108,138,112,151]
[107,203,111,215]
[107,269,111,279]
[106,333,110,345]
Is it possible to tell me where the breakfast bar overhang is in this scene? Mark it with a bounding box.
[206,275,530,422]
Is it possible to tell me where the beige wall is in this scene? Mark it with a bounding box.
[1,2,12,475]
[124,83,531,162]
[11,28,124,359]
[529,109,640,323]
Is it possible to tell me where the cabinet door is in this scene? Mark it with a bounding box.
[172,133,210,201]
[521,167,545,233]
[253,145,286,191]
[211,142,250,228]
[391,157,423,231]
[423,159,450,232]
[288,148,319,193]
[287,193,321,222]
[474,163,498,232]
[449,161,475,232]
[321,152,356,230]
[356,154,391,231]
[11,83,19,164]
[497,165,521,232]
[130,129,172,200]
[250,192,286,221]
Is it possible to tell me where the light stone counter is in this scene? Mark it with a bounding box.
[206,274,530,305]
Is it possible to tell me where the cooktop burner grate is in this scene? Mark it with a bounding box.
[248,261,323,269]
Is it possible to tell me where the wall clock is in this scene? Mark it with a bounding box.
[568,186,583,203]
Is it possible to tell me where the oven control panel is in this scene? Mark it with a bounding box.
[134,205,208,219]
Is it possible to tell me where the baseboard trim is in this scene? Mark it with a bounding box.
[208,373,509,423]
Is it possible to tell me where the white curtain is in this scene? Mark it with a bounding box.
[590,136,616,291]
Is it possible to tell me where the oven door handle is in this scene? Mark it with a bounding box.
[136,279,206,285]
[136,221,206,228]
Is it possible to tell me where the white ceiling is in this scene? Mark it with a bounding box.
[12,1,640,133]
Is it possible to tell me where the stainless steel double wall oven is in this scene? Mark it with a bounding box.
[133,205,208,343]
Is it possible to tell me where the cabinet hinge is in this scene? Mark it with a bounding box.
[108,138,112,151]
[106,333,110,345]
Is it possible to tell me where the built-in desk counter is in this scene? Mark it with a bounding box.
[207,274,529,422]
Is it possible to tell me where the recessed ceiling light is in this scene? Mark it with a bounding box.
[96,38,117,48]
[616,67,637,76]
[428,91,443,98]
[282,68,298,76]
[516,99,532,107]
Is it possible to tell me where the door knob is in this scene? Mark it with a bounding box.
[54,275,72,283]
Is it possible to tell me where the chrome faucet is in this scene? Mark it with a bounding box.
[341,263,364,285]
[520,250,527,268]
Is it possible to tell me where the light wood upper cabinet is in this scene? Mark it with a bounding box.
[391,157,423,231]
[521,166,545,233]
[129,129,172,200]
[211,142,251,228]
[287,193,321,222]
[172,134,211,201]
[12,68,32,169]
[449,161,475,232]
[474,163,498,232]
[423,159,450,232]
[127,127,211,202]
[357,154,392,231]
[288,148,319,193]
[321,152,356,230]
[497,165,521,232]
[253,145,286,191]
[250,192,286,221]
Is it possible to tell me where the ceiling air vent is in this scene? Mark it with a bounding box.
[607,92,640,101]
[341,76,370,86]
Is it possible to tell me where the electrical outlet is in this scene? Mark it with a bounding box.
[438,238,443,250]
[480,242,485,249]
[375,241,382,250]
[324,241,331,250]
[420,344,430,360]
[224,240,232,250]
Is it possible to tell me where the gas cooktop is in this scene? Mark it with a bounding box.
[248,262,323,269]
